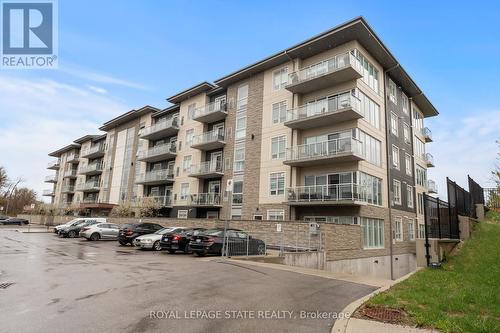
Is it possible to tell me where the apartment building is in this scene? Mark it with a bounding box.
[44,17,437,275]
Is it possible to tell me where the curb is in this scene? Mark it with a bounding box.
[331,268,422,333]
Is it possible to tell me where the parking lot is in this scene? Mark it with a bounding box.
[0,227,376,333]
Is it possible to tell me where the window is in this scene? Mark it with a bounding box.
[187,104,196,119]
[232,180,243,205]
[418,222,426,239]
[407,185,414,208]
[182,155,192,172]
[413,107,423,132]
[357,129,381,166]
[357,90,380,129]
[391,112,398,136]
[233,145,245,172]
[393,180,401,205]
[361,218,384,249]
[416,165,427,187]
[394,217,403,241]
[408,219,415,240]
[355,50,379,93]
[405,153,412,176]
[271,135,286,159]
[253,215,263,221]
[231,208,242,219]
[267,210,284,221]
[273,67,288,90]
[235,115,247,140]
[392,145,400,169]
[237,84,248,110]
[403,123,411,144]
[272,101,287,124]
[402,93,409,115]
[304,216,359,225]
[415,139,425,160]
[185,129,194,147]
[177,210,188,219]
[180,183,189,200]
[269,172,285,196]
[417,193,425,215]
[388,79,397,104]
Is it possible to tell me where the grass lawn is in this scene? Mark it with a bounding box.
[365,215,500,333]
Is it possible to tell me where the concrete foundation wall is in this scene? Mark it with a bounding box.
[283,251,325,270]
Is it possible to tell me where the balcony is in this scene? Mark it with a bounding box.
[43,189,55,196]
[185,193,222,207]
[285,93,362,129]
[79,162,104,175]
[427,179,438,194]
[66,153,79,163]
[63,169,78,178]
[286,184,367,206]
[47,160,60,170]
[135,169,174,185]
[422,127,433,143]
[285,52,363,94]
[141,195,173,207]
[423,153,435,168]
[140,118,179,140]
[137,143,176,163]
[76,181,100,192]
[189,160,224,179]
[44,175,58,183]
[82,197,98,204]
[190,129,225,151]
[61,185,75,194]
[192,99,229,123]
[284,137,363,167]
[81,145,105,159]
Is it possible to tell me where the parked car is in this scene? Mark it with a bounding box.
[80,223,120,241]
[0,215,9,221]
[133,227,183,251]
[0,218,29,225]
[189,228,266,257]
[161,227,206,254]
[53,218,106,234]
[59,220,101,238]
[117,223,164,246]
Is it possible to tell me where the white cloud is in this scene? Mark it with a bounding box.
[427,110,500,199]
[0,76,130,202]
[87,85,108,95]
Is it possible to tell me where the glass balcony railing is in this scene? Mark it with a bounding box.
[43,189,55,196]
[287,52,362,87]
[66,153,79,162]
[137,143,177,161]
[61,185,75,193]
[81,145,105,158]
[63,169,78,178]
[136,169,174,184]
[286,93,361,123]
[142,195,173,207]
[423,153,434,167]
[47,160,60,169]
[79,162,104,174]
[140,117,179,138]
[190,160,224,176]
[82,197,98,204]
[192,99,229,121]
[191,129,225,147]
[422,127,433,142]
[187,193,222,206]
[427,179,438,193]
[76,181,100,191]
[285,137,362,163]
[44,175,57,183]
[287,184,365,203]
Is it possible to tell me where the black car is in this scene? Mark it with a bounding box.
[59,220,99,238]
[0,218,29,225]
[189,228,266,257]
[160,227,206,254]
[118,223,163,246]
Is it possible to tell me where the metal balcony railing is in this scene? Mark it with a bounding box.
[286,93,361,122]
[140,117,178,138]
[47,160,60,169]
[287,184,365,203]
[66,153,79,162]
[287,51,361,86]
[187,193,222,206]
[136,169,174,183]
[43,189,55,196]
[423,152,434,166]
[422,127,433,142]
[142,195,173,207]
[79,162,104,174]
[190,160,223,175]
[61,185,75,193]
[137,143,177,160]
[285,137,362,162]
[427,179,438,193]
[63,169,78,178]
[192,99,229,120]
[76,181,100,191]
[191,129,225,147]
[82,197,98,204]
[81,144,105,158]
[44,175,57,182]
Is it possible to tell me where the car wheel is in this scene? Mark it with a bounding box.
[118,240,127,246]
[194,252,206,257]
[153,241,162,251]
[90,233,100,241]
[257,244,266,255]
[68,230,76,238]
[167,249,176,254]
[183,243,191,254]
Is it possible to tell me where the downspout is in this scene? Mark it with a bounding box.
[285,50,295,220]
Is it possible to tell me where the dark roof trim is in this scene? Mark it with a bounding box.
[73,134,105,144]
[152,104,180,118]
[48,143,81,157]
[166,82,216,104]
[213,16,437,117]
[99,105,158,131]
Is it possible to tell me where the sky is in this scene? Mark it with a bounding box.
[0,0,499,201]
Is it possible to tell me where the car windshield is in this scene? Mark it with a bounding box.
[202,229,223,236]
[155,228,174,235]
[121,224,137,230]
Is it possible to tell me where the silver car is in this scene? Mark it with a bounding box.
[134,227,178,250]
[80,223,120,241]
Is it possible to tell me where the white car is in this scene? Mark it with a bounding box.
[53,218,106,234]
[80,223,120,241]
[134,227,179,251]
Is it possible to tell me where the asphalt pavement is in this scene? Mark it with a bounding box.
[0,229,376,333]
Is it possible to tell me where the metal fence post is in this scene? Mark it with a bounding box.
[437,198,442,239]
[423,193,431,267]
[246,233,249,258]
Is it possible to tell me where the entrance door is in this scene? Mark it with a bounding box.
[208,180,221,194]
[213,123,225,140]
[167,161,175,175]
[214,95,226,110]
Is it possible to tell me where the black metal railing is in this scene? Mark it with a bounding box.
[423,194,458,239]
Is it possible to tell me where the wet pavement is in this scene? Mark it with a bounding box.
[0,229,376,333]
